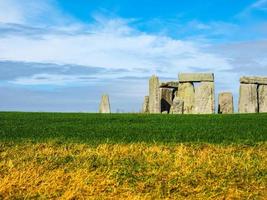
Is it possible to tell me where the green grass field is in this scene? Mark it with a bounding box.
[0,112,267,144]
[0,112,266,199]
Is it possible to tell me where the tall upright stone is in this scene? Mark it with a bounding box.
[176,82,195,114]
[194,82,215,114]
[160,88,174,113]
[218,92,234,114]
[142,96,149,113]
[149,75,161,113]
[99,94,111,113]
[238,84,258,113]
[170,98,184,114]
[259,85,267,113]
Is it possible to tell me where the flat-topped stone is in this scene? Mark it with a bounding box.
[218,92,234,114]
[179,73,214,82]
[240,76,267,85]
[160,81,179,88]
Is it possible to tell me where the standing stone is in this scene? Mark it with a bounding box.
[259,85,267,113]
[170,98,184,114]
[218,92,234,114]
[99,94,111,113]
[160,88,174,113]
[142,96,149,113]
[194,82,215,114]
[238,84,258,113]
[149,75,161,113]
[176,82,195,114]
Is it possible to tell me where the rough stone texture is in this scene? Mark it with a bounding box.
[99,94,111,113]
[194,82,215,114]
[170,98,184,114]
[149,75,161,113]
[176,82,195,114]
[259,85,267,113]
[142,96,149,113]
[238,84,258,113]
[218,92,234,114]
[160,81,179,88]
[179,73,214,82]
[160,88,174,113]
[240,76,267,85]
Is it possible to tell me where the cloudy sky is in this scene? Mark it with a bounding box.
[0,0,266,112]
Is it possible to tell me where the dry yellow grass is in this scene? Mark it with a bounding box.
[0,142,266,199]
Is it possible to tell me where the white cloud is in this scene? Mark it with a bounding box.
[0,0,74,25]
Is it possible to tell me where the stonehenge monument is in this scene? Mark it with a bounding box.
[218,92,234,114]
[144,73,216,114]
[239,76,267,113]
[99,94,111,113]
[143,74,267,115]
[178,73,215,114]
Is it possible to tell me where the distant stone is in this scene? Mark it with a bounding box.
[160,81,179,88]
[170,98,184,114]
[161,111,168,114]
[160,88,174,113]
[194,82,215,114]
[99,94,111,113]
[240,76,267,85]
[179,73,214,82]
[142,96,149,113]
[259,85,267,113]
[238,84,258,113]
[149,75,161,113]
[176,82,195,114]
[218,92,234,114]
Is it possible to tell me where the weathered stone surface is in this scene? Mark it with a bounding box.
[142,96,149,113]
[176,82,195,114]
[99,94,111,113]
[160,88,174,113]
[218,92,234,114]
[238,84,258,113]
[179,73,214,82]
[240,76,267,85]
[170,98,184,114]
[160,81,179,88]
[194,82,215,114]
[259,85,267,113]
[149,75,161,113]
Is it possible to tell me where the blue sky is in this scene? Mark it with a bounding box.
[0,0,266,112]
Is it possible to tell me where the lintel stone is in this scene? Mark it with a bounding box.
[160,81,179,88]
[240,76,267,85]
[178,73,214,82]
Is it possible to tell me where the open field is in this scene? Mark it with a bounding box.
[1,112,267,144]
[0,112,267,199]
